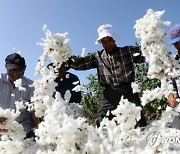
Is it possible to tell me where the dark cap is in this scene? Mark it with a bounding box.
[5,53,26,70]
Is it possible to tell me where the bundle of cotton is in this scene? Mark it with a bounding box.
[112,97,141,130]
[168,58,180,78]
[34,92,102,154]
[95,97,143,153]
[0,108,26,154]
[0,107,25,137]
[25,25,94,153]
[140,87,164,106]
[14,78,26,91]
[131,81,141,93]
[35,25,72,75]
[134,9,172,79]
[31,70,57,118]
[133,8,180,129]
[32,25,73,119]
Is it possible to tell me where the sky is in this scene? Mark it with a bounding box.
[0,0,179,85]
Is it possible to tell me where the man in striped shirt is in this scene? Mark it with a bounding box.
[0,53,35,138]
[68,24,147,127]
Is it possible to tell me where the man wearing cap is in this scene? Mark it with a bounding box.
[167,23,180,129]
[68,24,147,127]
[0,53,35,138]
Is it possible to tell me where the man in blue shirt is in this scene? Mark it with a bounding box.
[48,62,81,104]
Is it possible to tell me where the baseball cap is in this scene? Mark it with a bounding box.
[169,23,180,44]
[95,24,119,44]
[5,53,26,70]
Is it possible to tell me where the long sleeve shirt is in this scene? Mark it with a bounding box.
[69,46,144,87]
[0,74,34,134]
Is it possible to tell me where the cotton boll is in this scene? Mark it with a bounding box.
[14,78,26,91]
[0,108,26,154]
[111,97,141,132]
[36,25,72,77]
[72,85,81,92]
[140,87,164,107]
[131,81,141,93]
[118,132,129,146]
[15,100,26,110]
[11,93,15,97]
[81,48,86,57]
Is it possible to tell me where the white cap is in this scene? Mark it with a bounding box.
[95,24,119,44]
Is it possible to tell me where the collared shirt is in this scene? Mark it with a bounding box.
[0,74,34,133]
[55,72,81,104]
[69,46,144,87]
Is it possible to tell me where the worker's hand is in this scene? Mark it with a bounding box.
[0,128,8,133]
[0,117,8,133]
[0,117,7,125]
[31,112,41,126]
[49,48,54,51]
[168,93,179,108]
[163,68,171,76]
